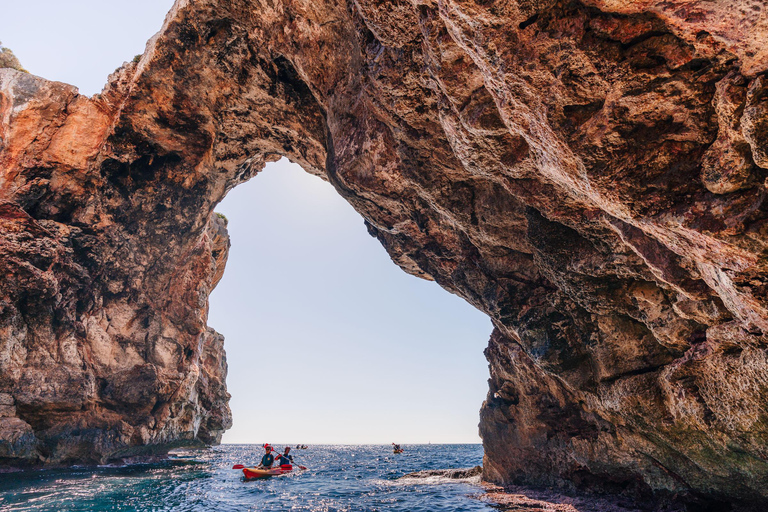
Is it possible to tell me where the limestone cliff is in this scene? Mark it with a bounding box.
[1,0,768,509]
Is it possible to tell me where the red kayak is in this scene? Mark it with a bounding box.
[242,464,293,480]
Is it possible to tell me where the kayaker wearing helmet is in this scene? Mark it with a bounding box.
[275,447,294,466]
[259,444,275,468]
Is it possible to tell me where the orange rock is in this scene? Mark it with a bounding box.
[1,1,768,508]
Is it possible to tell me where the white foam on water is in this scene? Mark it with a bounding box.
[380,474,483,486]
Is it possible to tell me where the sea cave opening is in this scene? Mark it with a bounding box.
[0,0,493,449]
[209,158,492,445]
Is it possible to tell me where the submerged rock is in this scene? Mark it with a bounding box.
[1,0,768,508]
[401,466,483,480]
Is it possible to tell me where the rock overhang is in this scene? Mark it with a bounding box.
[1,0,768,508]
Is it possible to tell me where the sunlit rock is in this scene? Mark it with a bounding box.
[1,0,768,508]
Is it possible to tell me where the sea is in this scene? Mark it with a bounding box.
[0,444,498,512]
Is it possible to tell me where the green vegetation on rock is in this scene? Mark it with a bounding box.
[215,212,228,224]
[0,42,27,72]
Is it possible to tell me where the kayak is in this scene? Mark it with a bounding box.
[393,449,404,454]
[243,464,293,480]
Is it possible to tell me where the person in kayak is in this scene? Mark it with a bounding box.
[259,444,275,468]
[276,447,294,467]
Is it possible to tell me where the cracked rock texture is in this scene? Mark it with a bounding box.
[1,0,768,508]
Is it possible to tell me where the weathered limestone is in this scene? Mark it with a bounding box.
[2,0,768,508]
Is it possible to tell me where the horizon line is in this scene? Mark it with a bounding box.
[219,442,484,445]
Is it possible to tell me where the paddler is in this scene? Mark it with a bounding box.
[259,444,275,468]
[275,446,294,467]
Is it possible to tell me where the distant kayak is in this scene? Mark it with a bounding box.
[243,464,293,480]
[393,449,404,454]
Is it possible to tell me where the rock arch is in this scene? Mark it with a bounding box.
[2,0,768,507]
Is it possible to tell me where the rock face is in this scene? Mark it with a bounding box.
[1,0,768,508]
[0,69,233,462]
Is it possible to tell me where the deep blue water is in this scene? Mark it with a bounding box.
[0,444,494,511]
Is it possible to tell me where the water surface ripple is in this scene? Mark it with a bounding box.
[0,444,493,511]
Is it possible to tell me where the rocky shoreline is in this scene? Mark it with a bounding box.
[481,484,645,512]
[400,465,484,481]
[402,467,643,511]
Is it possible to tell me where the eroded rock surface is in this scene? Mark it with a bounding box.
[2,0,768,508]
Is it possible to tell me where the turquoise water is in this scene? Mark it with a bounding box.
[0,444,493,511]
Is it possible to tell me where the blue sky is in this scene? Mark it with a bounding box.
[1,1,493,444]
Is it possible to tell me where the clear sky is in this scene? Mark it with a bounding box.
[0,1,493,444]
